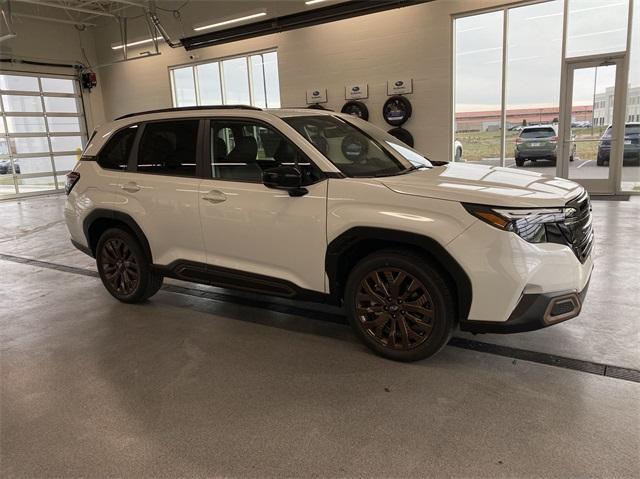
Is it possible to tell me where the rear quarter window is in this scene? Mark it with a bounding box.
[97,125,138,170]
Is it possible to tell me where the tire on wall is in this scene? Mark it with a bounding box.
[344,249,456,362]
[387,127,414,147]
[307,103,330,110]
[341,101,369,121]
[382,95,412,126]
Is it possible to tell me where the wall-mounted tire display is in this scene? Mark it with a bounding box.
[341,134,369,161]
[308,103,330,110]
[341,100,369,121]
[387,127,414,147]
[382,95,412,126]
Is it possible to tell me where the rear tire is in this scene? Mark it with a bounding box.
[344,249,455,362]
[96,228,163,303]
[455,147,462,162]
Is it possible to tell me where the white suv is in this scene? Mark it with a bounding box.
[65,106,594,361]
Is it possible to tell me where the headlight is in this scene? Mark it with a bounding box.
[463,203,571,243]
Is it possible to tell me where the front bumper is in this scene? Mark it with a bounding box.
[446,217,594,325]
[459,277,590,334]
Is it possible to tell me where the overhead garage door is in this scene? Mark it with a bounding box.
[0,72,87,199]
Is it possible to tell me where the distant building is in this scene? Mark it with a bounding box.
[593,86,640,126]
[456,105,593,132]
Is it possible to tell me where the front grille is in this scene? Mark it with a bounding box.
[562,191,593,263]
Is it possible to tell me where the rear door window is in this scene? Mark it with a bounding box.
[135,120,199,177]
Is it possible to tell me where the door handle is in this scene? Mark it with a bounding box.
[121,182,140,193]
[201,189,227,204]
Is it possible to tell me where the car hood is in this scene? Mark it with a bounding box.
[380,163,584,207]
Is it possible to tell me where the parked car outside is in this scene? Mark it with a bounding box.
[514,125,575,167]
[65,106,593,362]
[597,122,640,166]
[454,139,463,161]
[0,159,19,174]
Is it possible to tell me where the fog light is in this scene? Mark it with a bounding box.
[543,293,581,324]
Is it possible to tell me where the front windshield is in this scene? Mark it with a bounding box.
[283,114,432,177]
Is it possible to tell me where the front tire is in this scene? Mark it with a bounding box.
[515,157,525,167]
[344,250,455,362]
[96,228,163,303]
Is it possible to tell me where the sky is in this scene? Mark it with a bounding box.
[455,0,637,112]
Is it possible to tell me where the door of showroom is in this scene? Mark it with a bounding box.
[558,54,628,194]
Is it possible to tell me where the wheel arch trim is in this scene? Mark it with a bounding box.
[326,226,473,321]
[83,209,153,262]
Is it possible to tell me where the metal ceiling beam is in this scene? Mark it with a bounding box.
[12,0,117,17]
[81,3,134,21]
[107,0,146,7]
[12,11,97,26]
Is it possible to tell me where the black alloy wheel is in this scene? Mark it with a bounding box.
[345,250,455,361]
[96,228,163,303]
[100,237,140,296]
[355,268,434,350]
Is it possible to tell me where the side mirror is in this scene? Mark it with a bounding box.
[262,166,308,197]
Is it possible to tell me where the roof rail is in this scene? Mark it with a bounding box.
[115,105,262,121]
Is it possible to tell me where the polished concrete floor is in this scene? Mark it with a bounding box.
[1,194,639,477]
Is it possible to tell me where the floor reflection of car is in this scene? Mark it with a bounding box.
[597,122,640,166]
[0,159,19,174]
[514,125,575,167]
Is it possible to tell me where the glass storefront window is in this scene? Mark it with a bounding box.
[170,51,280,108]
[566,0,628,58]
[454,1,636,194]
[505,0,563,171]
[196,62,222,105]
[171,67,196,107]
[622,0,640,192]
[454,11,504,163]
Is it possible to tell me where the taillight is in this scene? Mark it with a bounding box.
[516,137,523,144]
[550,136,558,143]
[65,171,80,195]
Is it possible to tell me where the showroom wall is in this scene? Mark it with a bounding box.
[0,16,106,130]
[91,0,511,161]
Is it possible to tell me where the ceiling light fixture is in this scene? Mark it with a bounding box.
[305,0,329,5]
[193,11,267,32]
[111,36,163,50]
